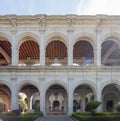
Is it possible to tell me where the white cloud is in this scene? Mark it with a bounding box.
[77,0,120,15]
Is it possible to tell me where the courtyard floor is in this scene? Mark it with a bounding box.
[39,115,74,121]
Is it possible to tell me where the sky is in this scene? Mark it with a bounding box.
[0,0,120,15]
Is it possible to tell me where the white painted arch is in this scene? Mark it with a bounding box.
[101,32,120,46]
[72,80,97,97]
[73,32,96,49]
[17,32,40,48]
[0,80,12,93]
[17,80,40,93]
[44,80,68,95]
[45,32,68,49]
[0,32,12,44]
[100,80,120,94]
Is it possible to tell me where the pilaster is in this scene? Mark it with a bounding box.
[40,83,46,114]
[40,31,45,66]
[96,82,103,112]
[11,79,19,110]
[68,78,73,115]
[11,31,19,66]
[68,30,73,66]
[96,30,102,66]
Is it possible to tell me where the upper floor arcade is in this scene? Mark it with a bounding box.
[0,14,120,67]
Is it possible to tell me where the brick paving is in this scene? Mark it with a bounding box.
[39,115,74,121]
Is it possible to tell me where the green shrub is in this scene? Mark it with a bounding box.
[0,111,43,121]
[72,113,120,121]
[14,115,41,121]
[81,116,120,121]
[111,112,120,115]
[73,112,91,116]
[1,112,16,116]
[115,103,120,112]
[95,112,111,116]
[23,112,43,116]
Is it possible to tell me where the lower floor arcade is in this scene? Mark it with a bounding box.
[0,81,120,115]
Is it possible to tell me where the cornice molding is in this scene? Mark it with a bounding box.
[1,14,120,26]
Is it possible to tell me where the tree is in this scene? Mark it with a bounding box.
[86,101,101,116]
[19,99,28,114]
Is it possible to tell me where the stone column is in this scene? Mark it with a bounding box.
[40,31,45,66]
[81,93,86,112]
[96,83,103,112]
[30,96,33,110]
[68,78,73,115]
[27,95,31,111]
[40,84,46,115]
[11,79,19,110]
[11,32,19,66]
[96,30,102,66]
[68,30,73,66]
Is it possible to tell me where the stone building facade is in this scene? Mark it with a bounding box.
[0,14,120,115]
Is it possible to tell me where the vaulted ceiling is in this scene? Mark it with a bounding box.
[0,41,11,59]
[0,85,11,98]
[73,40,94,58]
[102,40,120,59]
[46,40,67,58]
[19,40,40,59]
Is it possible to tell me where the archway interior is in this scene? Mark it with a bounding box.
[101,40,120,66]
[46,40,67,66]
[73,40,94,66]
[0,84,11,112]
[73,84,94,112]
[46,84,67,114]
[19,84,40,112]
[0,39,11,66]
[19,37,40,66]
[102,84,119,112]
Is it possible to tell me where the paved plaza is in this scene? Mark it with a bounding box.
[39,116,74,121]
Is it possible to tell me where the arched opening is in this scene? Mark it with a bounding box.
[45,84,68,115]
[102,84,119,112]
[0,84,11,112]
[19,37,40,66]
[101,40,120,66]
[0,38,11,66]
[46,40,67,66]
[73,84,94,112]
[53,100,60,110]
[73,40,94,66]
[19,84,40,112]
